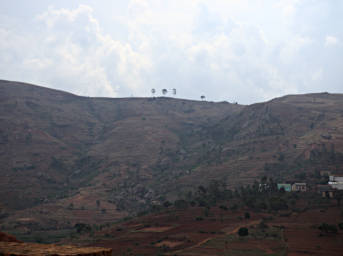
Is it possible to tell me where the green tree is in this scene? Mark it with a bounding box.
[174,199,188,209]
[74,223,91,233]
[238,227,249,236]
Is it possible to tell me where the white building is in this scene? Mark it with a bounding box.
[328,176,343,190]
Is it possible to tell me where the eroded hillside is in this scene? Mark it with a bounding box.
[1,80,343,242]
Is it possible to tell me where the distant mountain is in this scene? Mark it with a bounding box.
[0,80,343,235]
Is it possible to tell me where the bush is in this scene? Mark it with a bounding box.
[174,199,189,209]
[258,221,269,230]
[163,201,172,208]
[219,205,228,211]
[244,212,250,219]
[338,223,343,230]
[74,223,91,233]
[230,204,238,211]
[318,223,338,234]
[238,227,249,236]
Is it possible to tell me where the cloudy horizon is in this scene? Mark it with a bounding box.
[1,0,342,104]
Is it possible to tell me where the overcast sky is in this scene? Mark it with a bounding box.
[1,0,342,104]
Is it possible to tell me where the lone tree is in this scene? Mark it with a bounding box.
[172,88,176,96]
[162,89,168,96]
[151,88,156,97]
[334,190,343,206]
[74,223,91,233]
[238,227,249,236]
[201,95,206,101]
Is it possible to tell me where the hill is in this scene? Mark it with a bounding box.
[0,80,343,242]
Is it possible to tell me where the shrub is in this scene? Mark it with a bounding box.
[258,221,269,230]
[230,204,238,211]
[238,227,249,236]
[68,203,74,210]
[219,205,228,211]
[174,199,188,209]
[318,223,338,234]
[244,212,251,219]
[163,201,172,208]
[203,207,210,217]
[74,223,91,233]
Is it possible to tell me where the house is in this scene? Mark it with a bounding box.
[292,183,307,192]
[317,185,335,198]
[329,176,343,182]
[277,183,291,192]
[328,175,343,190]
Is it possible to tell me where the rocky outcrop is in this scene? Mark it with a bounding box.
[0,242,112,256]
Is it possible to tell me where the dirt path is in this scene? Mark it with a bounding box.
[170,219,261,255]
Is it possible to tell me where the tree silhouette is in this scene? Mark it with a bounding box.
[201,95,205,101]
[162,89,168,95]
[151,88,156,97]
[238,227,249,236]
[172,88,176,96]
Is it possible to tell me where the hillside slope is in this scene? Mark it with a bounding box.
[1,80,343,239]
[0,80,242,232]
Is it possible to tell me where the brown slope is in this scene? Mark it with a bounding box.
[0,80,242,235]
[1,80,343,242]
[180,92,343,189]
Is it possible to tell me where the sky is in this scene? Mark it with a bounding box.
[0,0,342,104]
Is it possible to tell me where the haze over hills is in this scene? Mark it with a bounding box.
[1,79,343,239]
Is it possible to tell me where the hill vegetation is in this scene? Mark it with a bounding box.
[0,80,343,243]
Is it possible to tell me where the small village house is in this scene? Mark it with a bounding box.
[292,183,307,192]
[328,175,343,190]
[277,183,291,192]
[317,185,335,198]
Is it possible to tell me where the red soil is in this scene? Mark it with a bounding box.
[91,205,343,256]
[0,232,21,242]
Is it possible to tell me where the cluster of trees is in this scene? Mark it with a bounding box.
[138,173,343,221]
[318,223,338,235]
[147,177,300,215]
[151,88,206,100]
[151,88,176,97]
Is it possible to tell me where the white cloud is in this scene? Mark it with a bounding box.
[0,1,343,103]
[325,35,338,47]
[0,4,154,97]
[279,36,312,63]
[276,0,300,17]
